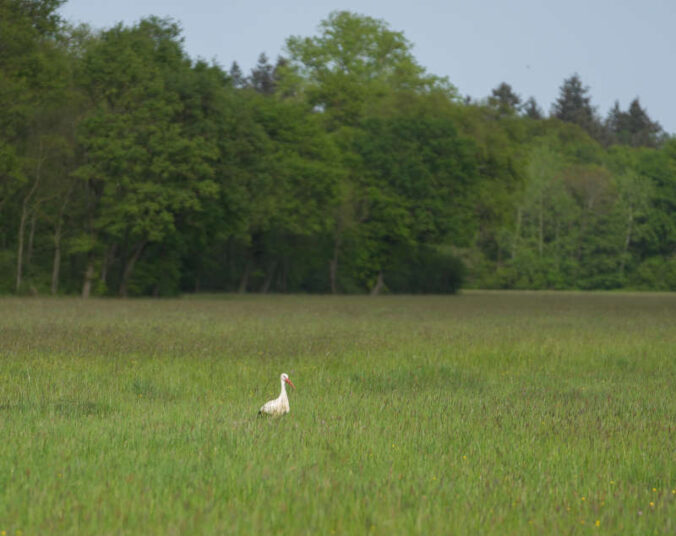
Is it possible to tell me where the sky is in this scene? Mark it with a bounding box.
[59,0,676,134]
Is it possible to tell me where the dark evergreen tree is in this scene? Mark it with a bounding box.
[272,56,288,88]
[249,52,275,95]
[606,98,663,148]
[522,96,543,119]
[606,101,623,134]
[228,61,246,88]
[552,74,602,138]
[488,82,521,116]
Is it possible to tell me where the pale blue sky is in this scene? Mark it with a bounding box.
[59,0,676,133]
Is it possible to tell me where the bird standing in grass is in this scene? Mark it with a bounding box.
[258,373,295,416]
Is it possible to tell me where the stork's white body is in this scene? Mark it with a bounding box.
[258,373,294,416]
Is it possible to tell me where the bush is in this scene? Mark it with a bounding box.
[631,256,676,290]
[385,245,465,294]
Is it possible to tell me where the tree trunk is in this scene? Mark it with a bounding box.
[82,255,95,299]
[329,216,348,294]
[26,209,37,268]
[238,259,252,293]
[100,244,116,291]
[261,260,277,293]
[329,230,343,294]
[119,241,147,297]
[16,140,44,293]
[51,223,62,295]
[370,271,385,296]
[619,206,634,279]
[329,258,338,294]
[554,218,561,275]
[51,179,75,295]
[511,207,522,259]
[538,195,544,257]
[281,257,288,293]
[16,205,28,293]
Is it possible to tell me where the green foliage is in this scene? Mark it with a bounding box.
[488,82,521,116]
[0,9,674,295]
[75,18,218,243]
[631,256,676,290]
[606,98,664,148]
[551,74,603,141]
[286,11,455,127]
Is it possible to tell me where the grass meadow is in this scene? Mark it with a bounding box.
[0,292,674,535]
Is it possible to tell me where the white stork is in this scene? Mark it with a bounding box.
[258,373,295,416]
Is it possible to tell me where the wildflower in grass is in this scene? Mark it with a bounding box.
[581,497,586,501]
[462,455,467,460]
[649,501,654,508]
[672,489,676,495]
[652,487,657,492]
[595,520,600,527]
[1,530,5,536]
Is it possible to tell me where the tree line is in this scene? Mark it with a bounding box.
[1,1,675,296]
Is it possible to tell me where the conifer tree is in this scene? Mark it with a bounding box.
[249,53,275,95]
[488,82,521,116]
[229,61,246,88]
[552,74,602,138]
[522,97,543,119]
[606,98,663,147]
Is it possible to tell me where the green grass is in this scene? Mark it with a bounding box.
[0,292,674,535]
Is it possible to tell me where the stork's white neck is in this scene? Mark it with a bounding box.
[279,378,287,398]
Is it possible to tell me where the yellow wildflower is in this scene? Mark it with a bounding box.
[595,520,600,527]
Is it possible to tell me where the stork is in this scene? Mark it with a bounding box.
[258,373,295,416]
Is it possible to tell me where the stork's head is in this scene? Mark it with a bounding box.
[281,373,295,389]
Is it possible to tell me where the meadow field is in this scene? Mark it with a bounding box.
[0,292,674,535]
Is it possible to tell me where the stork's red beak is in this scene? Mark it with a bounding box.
[285,377,296,389]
